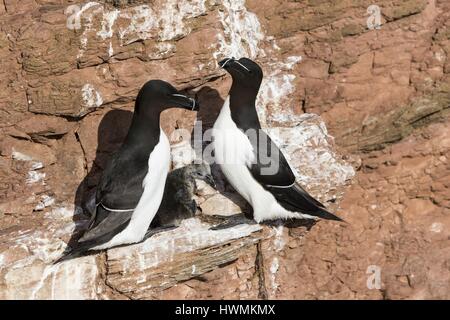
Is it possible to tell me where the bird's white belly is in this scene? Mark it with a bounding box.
[92,129,171,250]
[212,97,306,222]
[219,162,309,223]
[218,163,282,222]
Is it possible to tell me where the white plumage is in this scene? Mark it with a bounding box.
[212,97,316,223]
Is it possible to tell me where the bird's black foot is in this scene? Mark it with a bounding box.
[209,213,256,230]
[143,225,178,240]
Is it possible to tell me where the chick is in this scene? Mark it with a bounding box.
[149,163,215,229]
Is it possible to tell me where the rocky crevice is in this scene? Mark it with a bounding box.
[255,242,268,300]
[100,252,132,300]
[74,128,89,176]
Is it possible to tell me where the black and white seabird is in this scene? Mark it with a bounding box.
[57,80,199,262]
[212,57,342,223]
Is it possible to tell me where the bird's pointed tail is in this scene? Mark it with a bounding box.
[313,206,345,222]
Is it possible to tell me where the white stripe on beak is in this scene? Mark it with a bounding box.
[172,93,188,98]
[220,57,233,68]
[234,60,250,72]
[172,94,196,110]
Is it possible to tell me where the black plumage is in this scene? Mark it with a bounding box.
[218,57,342,222]
[55,80,198,263]
[56,163,214,262]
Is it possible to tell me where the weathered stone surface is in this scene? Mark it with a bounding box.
[266,114,355,204]
[0,0,449,300]
[199,192,248,216]
[106,219,265,299]
[0,207,106,300]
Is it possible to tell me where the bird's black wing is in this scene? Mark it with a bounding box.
[55,206,131,263]
[246,129,342,221]
[246,129,296,187]
[266,184,342,221]
[79,151,150,243]
[95,152,149,211]
[78,206,132,243]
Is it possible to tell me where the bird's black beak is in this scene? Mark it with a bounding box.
[219,57,235,69]
[169,93,199,111]
[204,174,216,188]
[219,57,251,73]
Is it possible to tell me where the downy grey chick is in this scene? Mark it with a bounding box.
[150,163,215,228]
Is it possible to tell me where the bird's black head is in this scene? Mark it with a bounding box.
[218,57,263,90]
[135,80,199,115]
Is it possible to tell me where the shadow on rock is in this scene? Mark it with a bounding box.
[261,218,317,230]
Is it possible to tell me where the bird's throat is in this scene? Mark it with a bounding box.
[123,111,161,153]
[229,84,261,131]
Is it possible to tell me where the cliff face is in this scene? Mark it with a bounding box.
[0,0,449,299]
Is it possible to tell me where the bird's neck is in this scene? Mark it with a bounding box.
[123,110,161,153]
[229,83,261,131]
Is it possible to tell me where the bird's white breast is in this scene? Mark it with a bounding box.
[212,96,312,223]
[92,129,171,250]
[212,97,272,222]
[212,97,255,167]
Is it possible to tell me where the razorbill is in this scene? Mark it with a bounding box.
[57,80,198,262]
[85,164,215,229]
[212,57,342,223]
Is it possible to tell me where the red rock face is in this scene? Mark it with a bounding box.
[0,0,449,299]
